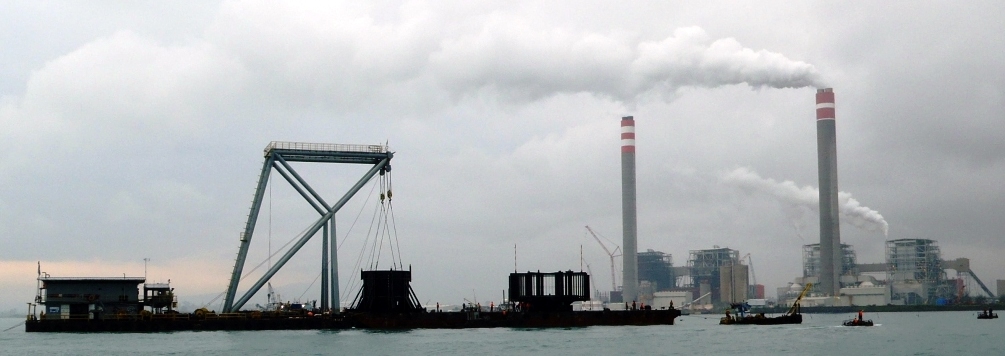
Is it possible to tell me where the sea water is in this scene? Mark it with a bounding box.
[1,311,1001,355]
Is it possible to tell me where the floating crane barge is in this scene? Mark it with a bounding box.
[26,141,680,332]
[26,270,680,332]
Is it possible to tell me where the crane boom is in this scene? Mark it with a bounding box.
[741,253,757,287]
[585,226,622,293]
[787,282,813,316]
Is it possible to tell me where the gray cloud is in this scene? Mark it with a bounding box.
[1,1,1003,311]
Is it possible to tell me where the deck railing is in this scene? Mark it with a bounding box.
[264,141,387,156]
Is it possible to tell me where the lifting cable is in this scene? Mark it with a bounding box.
[204,223,313,308]
[340,179,381,302]
[388,172,404,269]
[366,172,399,271]
[299,271,322,302]
[377,173,396,269]
[345,200,382,301]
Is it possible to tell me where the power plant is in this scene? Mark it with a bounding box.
[607,89,997,311]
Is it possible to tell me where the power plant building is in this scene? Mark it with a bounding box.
[686,247,748,305]
[802,243,858,283]
[886,239,954,305]
[781,237,995,307]
[638,249,676,292]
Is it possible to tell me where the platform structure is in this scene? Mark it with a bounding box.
[223,141,393,313]
[347,269,423,314]
[509,271,590,312]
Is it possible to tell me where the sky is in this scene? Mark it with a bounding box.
[2,1,1004,313]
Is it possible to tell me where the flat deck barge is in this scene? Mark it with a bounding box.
[25,309,680,332]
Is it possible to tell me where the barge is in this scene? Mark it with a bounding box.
[26,270,680,332]
[719,282,810,326]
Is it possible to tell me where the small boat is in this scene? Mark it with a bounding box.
[977,309,998,319]
[720,283,811,325]
[843,318,874,326]
[843,310,874,326]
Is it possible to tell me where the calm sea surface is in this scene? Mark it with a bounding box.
[1,311,1002,355]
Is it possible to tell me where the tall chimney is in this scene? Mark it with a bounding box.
[621,116,638,302]
[816,88,841,296]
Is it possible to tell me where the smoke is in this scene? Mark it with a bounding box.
[428,25,824,102]
[721,167,889,236]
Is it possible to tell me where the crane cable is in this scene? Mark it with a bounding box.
[339,178,382,302]
[365,171,400,271]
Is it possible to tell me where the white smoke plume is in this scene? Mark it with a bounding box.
[721,167,890,236]
[428,26,824,101]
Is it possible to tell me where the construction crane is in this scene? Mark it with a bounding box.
[741,253,757,287]
[585,226,622,293]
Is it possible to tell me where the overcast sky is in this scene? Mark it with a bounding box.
[2,1,1003,312]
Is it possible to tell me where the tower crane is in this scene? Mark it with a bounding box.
[585,226,622,293]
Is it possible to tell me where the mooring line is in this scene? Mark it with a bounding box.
[3,320,26,332]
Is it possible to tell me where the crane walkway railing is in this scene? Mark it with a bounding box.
[264,141,386,156]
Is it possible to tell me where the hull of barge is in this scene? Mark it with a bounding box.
[25,309,681,332]
[25,315,349,332]
[350,309,681,329]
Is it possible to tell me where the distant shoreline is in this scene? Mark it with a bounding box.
[749,304,1002,314]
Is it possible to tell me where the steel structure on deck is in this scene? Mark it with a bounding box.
[223,141,392,313]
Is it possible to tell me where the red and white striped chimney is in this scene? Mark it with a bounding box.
[621,118,636,153]
[816,89,835,121]
[816,88,841,296]
[621,116,638,303]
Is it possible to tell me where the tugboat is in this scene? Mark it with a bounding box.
[977,308,998,319]
[842,310,874,326]
[720,283,810,325]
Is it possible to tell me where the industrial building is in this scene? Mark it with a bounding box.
[802,243,857,281]
[780,238,995,307]
[606,246,754,311]
[684,247,749,306]
[638,249,676,292]
[886,238,954,304]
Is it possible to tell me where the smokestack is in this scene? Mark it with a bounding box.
[816,88,841,296]
[621,116,638,303]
